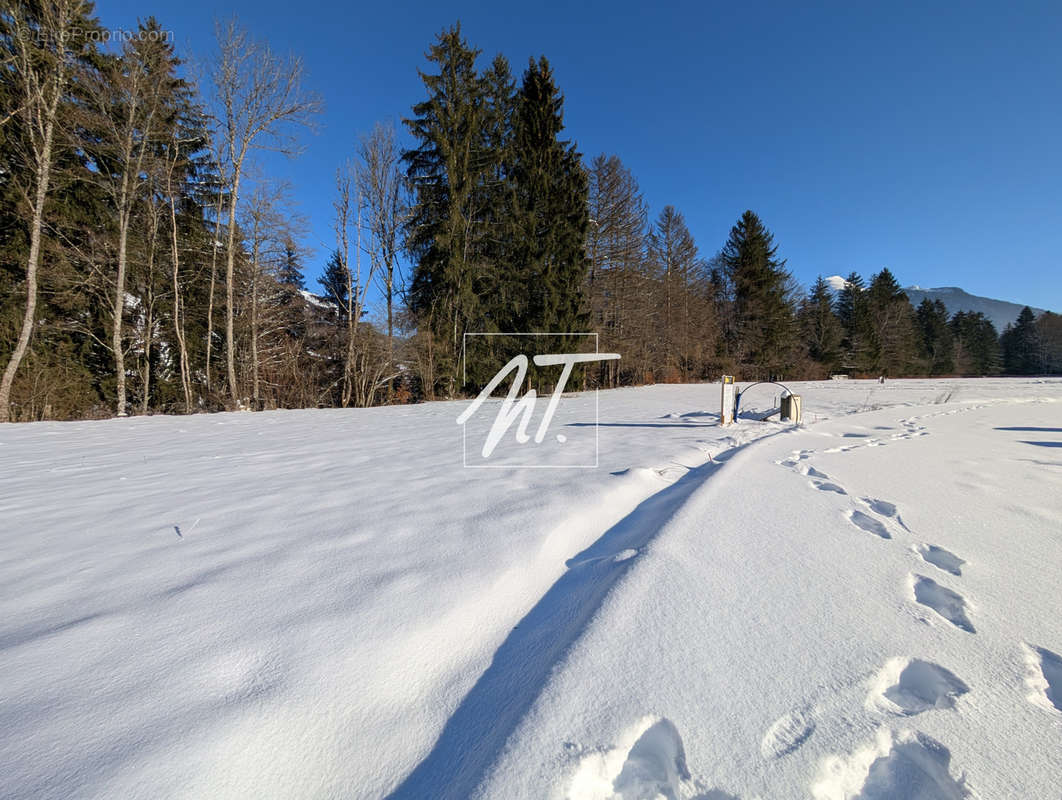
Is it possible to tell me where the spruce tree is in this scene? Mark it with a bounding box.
[720,210,795,378]
[1001,306,1042,374]
[915,298,954,375]
[799,276,843,373]
[865,268,916,376]
[951,311,1000,375]
[278,242,306,290]
[403,24,489,396]
[507,56,589,341]
[835,271,870,372]
[319,250,350,310]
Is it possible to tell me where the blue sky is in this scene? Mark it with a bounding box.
[99,0,1061,311]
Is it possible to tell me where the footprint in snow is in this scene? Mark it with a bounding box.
[862,497,897,517]
[777,449,816,469]
[813,728,971,800]
[1022,643,1062,713]
[910,574,975,633]
[913,544,964,577]
[861,497,911,531]
[761,707,816,759]
[567,716,690,800]
[812,480,847,494]
[847,509,891,539]
[867,657,969,715]
[797,464,829,479]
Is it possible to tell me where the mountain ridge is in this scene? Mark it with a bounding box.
[822,276,1050,332]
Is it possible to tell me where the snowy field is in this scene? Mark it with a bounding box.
[1,378,1060,799]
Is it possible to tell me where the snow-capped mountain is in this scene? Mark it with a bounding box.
[824,275,849,293]
[823,276,1049,332]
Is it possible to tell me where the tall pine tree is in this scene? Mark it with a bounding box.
[1001,306,1042,374]
[836,271,870,372]
[507,56,589,339]
[721,210,795,378]
[865,268,916,376]
[799,276,843,374]
[403,24,489,396]
[915,298,954,375]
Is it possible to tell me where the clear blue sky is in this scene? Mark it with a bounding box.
[100,0,1061,311]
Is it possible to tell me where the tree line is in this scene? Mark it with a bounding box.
[1,8,1058,422]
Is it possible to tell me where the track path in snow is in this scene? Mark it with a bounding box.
[471,397,1062,800]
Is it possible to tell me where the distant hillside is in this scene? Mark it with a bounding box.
[823,276,1049,332]
[901,286,1048,332]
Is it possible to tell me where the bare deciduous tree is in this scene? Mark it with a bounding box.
[357,122,405,384]
[211,18,320,408]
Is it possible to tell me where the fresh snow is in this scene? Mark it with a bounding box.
[1,378,1060,799]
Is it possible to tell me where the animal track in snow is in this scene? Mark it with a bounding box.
[867,657,969,715]
[761,707,816,758]
[1022,643,1062,713]
[847,509,891,539]
[910,575,975,633]
[914,544,965,577]
[812,728,970,800]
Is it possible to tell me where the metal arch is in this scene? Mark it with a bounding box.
[734,380,793,416]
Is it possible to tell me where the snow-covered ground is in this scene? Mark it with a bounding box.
[1,378,1060,799]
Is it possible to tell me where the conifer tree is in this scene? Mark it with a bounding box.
[835,271,869,372]
[915,298,954,374]
[865,268,916,376]
[1035,311,1062,374]
[720,210,795,378]
[404,24,489,396]
[319,250,350,309]
[507,56,589,341]
[799,276,843,373]
[950,311,999,375]
[1001,306,1042,374]
[278,242,306,289]
[479,53,515,290]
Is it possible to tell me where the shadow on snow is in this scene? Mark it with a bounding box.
[385,445,751,798]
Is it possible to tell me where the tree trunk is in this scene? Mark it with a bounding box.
[205,193,223,395]
[224,168,244,408]
[141,289,153,415]
[251,242,260,409]
[170,195,193,413]
[112,217,130,416]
